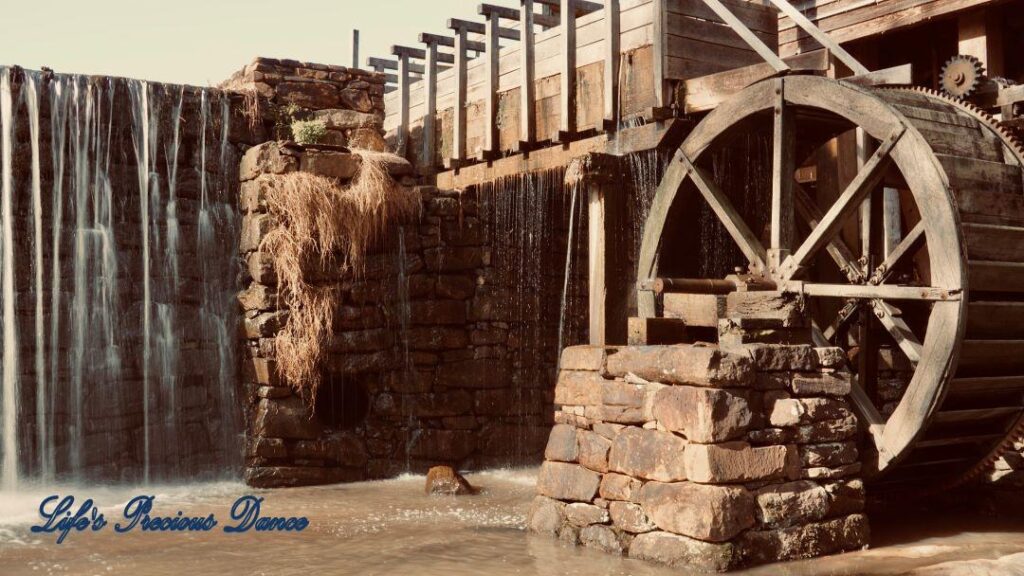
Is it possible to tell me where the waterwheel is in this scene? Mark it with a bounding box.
[637,75,1024,491]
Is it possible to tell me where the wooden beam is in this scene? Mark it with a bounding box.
[782,127,904,279]
[846,64,913,87]
[391,45,455,64]
[766,0,868,75]
[590,184,608,345]
[438,119,685,189]
[478,3,560,28]
[680,152,769,272]
[447,18,520,41]
[452,26,469,167]
[421,32,487,54]
[780,282,960,302]
[520,0,537,149]
[795,183,863,283]
[586,157,630,346]
[873,300,922,366]
[559,0,577,142]
[368,57,431,75]
[652,0,668,109]
[683,50,831,114]
[702,0,788,73]
[535,0,603,15]
[882,187,902,258]
[771,78,796,266]
[603,0,621,131]
[422,40,439,169]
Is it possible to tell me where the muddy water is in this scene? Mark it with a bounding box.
[0,469,1022,576]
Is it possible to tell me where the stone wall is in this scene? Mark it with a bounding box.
[221,57,387,151]
[238,142,574,487]
[528,343,868,571]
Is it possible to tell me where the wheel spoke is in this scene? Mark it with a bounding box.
[781,126,905,280]
[794,183,863,282]
[679,152,768,272]
[822,300,862,342]
[871,221,925,284]
[872,300,923,366]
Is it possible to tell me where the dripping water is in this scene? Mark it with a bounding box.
[0,68,18,490]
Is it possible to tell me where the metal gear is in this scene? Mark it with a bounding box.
[940,55,987,98]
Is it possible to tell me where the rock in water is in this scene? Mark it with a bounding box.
[425,466,477,496]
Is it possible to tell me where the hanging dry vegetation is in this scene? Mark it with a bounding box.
[259,151,421,401]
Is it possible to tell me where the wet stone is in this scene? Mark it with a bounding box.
[638,481,756,542]
[536,461,601,502]
[608,428,688,483]
[610,501,657,534]
[565,503,610,527]
[599,473,643,502]
[527,496,565,535]
[605,346,754,387]
[544,424,579,463]
[629,531,740,572]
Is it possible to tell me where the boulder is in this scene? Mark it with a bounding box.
[739,514,869,564]
[610,501,657,533]
[425,466,477,495]
[253,397,321,440]
[565,503,610,527]
[579,525,627,554]
[599,473,643,502]
[577,431,613,473]
[544,424,579,463]
[527,496,566,535]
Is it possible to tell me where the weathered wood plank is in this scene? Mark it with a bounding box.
[967,302,1024,340]
[521,0,538,149]
[959,340,1024,373]
[772,78,796,256]
[560,0,577,140]
[682,50,830,113]
[963,224,1024,263]
[969,261,1024,293]
[700,0,787,72]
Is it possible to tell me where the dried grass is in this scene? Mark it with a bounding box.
[240,87,263,136]
[260,150,421,400]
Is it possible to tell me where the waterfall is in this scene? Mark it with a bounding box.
[25,72,47,482]
[0,67,242,487]
[0,68,18,490]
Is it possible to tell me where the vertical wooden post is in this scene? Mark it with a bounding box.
[770,78,795,272]
[586,155,628,346]
[603,0,620,132]
[651,0,667,112]
[484,13,501,160]
[520,0,537,150]
[352,30,361,69]
[423,41,439,169]
[396,51,411,158]
[559,0,577,142]
[959,8,1005,77]
[856,128,872,268]
[452,26,469,168]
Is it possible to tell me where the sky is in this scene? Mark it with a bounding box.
[0,0,479,86]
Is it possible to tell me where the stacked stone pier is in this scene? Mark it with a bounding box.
[528,343,868,571]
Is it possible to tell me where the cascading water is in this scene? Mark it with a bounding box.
[0,66,242,488]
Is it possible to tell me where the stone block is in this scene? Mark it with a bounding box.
[803,463,862,480]
[608,428,688,482]
[240,142,299,181]
[814,347,847,369]
[791,372,853,396]
[739,514,869,565]
[276,81,340,108]
[527,496,565,535]
[823,480,865,518]
[638,481,755,542]
[579,525,626,554]
[629,531,740,572]
[800,442,858,468]
[561,346,609,372]
[599,473,643,502]
[605,346,754,387]
[610,501,657,534]
[544,424,579,463]
[254,397,321,440]
[554,370,604,407]
[426,247,484,272]
[755,480,830,528]
[793,416,859,444]
[300,149,362,180]
[410,300,466,325]
[536,461,602,502]
[577,430,612,473]
[587,404,647,425]
[592,422,625,440]
[601,380,647,407]
[652,386,752,444]
[310,108,379,130]
[244,311,289,339]
[435,275,477,300]
[339,87,374,112]
[769,397,853,427]
[726,291,806,327]
[239,213,277,253]
[683,442,796,484]
[238,283,278,312]
[565,503,610,527]
[407,429,476,461]
[735,344,819,372]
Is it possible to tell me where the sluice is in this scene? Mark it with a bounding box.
[636,76,1024,493]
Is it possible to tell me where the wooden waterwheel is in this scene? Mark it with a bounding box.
[638,75,1024,491]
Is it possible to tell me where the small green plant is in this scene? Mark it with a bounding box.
[291,119,328,145]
